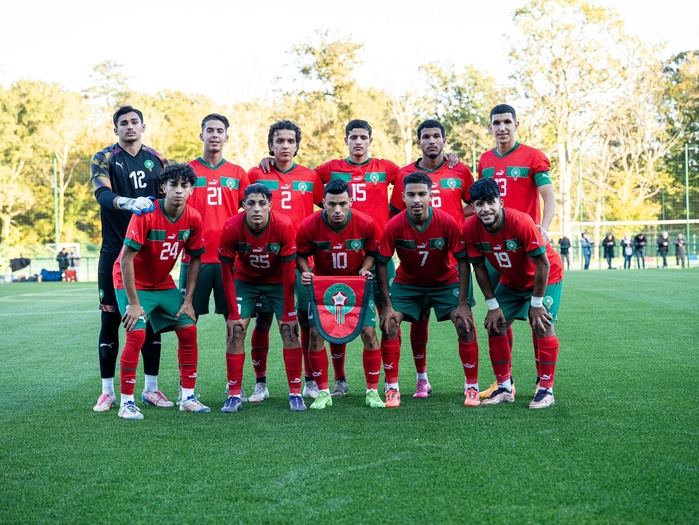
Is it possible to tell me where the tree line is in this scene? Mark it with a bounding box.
[1,0,697,257]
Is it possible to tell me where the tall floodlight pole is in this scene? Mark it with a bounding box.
[54,157,60,247]
[686,143,691,244]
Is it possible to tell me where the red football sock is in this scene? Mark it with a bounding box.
[177,325,198,389]
[410,318,429,374]
[283,347,303,395]
[488,333,512,384]
[250,328,269,380]
[301,326,311,380]
[381,336,401,384]
[330,343,347,381]
[458,338,479,386]
[363,348,382,390]
[532,328,541,379]
[506,325,514,376]
[308,349,329,390]
[536,335,559,389]
[225,353,245,396]
[119,329,146,396]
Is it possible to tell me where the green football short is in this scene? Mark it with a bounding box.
[495,281,563,322]
[179,262,228,317]
[388,281,461,323]
[115,287,195,333]
[234,279,285,320]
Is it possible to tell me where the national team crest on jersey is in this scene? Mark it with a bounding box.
[308,276,372,344]
[144,160,154,171]
[297,182,308,195]
[505,240,520,252]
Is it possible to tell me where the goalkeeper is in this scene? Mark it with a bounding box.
[90,105,171,413]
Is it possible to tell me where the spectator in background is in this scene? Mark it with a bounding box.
[657,231,670,268]
[602,234,616,269]
[56,248,69,273]
[674,233,687,268]
[580,233,592,270]
[558,235,571,270]
[68,250,80,281]
[621,234,634,269]
[634,233,647,269]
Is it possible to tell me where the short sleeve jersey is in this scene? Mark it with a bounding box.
[462,208,563,290]
[296,209,379,276]
[182,158,249,264]
[315,157,399,232]
[477,143,551,224]
[377,208,466,286]
[113,200,204,291]
[91,143,168,254]
[218,210,297,284]
[248,163,323,226]
[391,159,474,226]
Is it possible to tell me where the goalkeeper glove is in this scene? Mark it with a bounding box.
[117,196,156,216]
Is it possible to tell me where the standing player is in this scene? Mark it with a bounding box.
[477,104,555,398]
[313,120,401,398]
[463,178,562,408]
[389,119,475,398]
[296,179,385,409]
[91,106,170,412]
[376,172,479,408]
[218,184,305,413]
[247,120,323,402]
[113,163,208,419]
[180,113,249,321]
[179,114,249,401]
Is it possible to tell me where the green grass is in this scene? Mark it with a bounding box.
[1,269,698,524]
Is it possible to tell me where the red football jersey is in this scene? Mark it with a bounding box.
[183,158,249,264]
[315,157,399,232]
[248,163,323,226]
[218,210,296,284]
[391,159,473,226]
[378,208,466,286]
[114,201,205,290]
[462,208,563,290]
[477,143,551,224]
[296,209,379,276]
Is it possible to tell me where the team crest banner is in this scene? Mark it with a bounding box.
[308,276,373,344]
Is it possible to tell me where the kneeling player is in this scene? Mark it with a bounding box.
[219,184,304,413]
[376,172,479,408]
[297,179,385,409]
[114,163,208,420]
[463,178,563,409]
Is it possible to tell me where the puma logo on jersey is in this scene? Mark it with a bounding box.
[168,234,176,240]
[532,241,540,246]
[116,161,124,169]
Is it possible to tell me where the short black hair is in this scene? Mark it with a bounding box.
[403,171,432,189]
[267,120,301,156]
[417,119,445,140]
[469,178,500,202]
[113,106,144,127]
[159,163,197,187]
[243,183,273,203]
[489,104,516,121]
[201,113,230,131]
[324,179,350,197]
[345,119,372,137]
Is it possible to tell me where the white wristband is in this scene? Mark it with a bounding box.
[531,296,544,308]
[486,298,500,310]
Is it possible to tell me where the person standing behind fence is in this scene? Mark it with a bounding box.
[580,233,592,270]
[602,234,616,269]
[634,233,647,269]
[621,234,634,269]
[68,250,80,281]
[674,233,687,268]
[558,236,571,270]
[56,248,69,273]
[657,232,670,268]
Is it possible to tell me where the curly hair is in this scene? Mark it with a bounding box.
[159,163,197,187]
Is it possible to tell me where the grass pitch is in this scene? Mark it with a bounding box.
[1,269,698,524]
